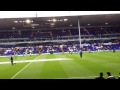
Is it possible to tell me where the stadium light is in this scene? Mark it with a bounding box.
[64,19,68,21]
[105,23,108,25]
[26,19,31,23]
[19,21,23,23]
[12,27,15,29]
[32,26,35,28]
[53,19,57,22]
[14,21,18,23]
[51,23,55,26]
[60,19,63,21]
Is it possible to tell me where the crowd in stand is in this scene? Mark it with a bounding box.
[0,39,120,56]
[0,41,120,56]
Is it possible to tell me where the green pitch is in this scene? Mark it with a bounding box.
[0,52,120,79]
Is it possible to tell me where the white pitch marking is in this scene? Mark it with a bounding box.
[0,58,73,65]
[11,56,40,79]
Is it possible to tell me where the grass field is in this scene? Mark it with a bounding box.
[0,52,120,79]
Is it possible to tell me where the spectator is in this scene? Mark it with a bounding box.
[95,72,105,79]
[118,73,120,79]
[107,72,115,79]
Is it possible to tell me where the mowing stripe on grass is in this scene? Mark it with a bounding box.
[0,58,73,65]
[11,56,40,79]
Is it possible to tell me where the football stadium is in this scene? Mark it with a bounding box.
[0,11,120,79]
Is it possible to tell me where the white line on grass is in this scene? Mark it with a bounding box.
[0,58,73,65]
[11,56,40,79]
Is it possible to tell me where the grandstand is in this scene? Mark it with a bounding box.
[0,12,120,79]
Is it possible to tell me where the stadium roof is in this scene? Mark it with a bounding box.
[0,11,120,18]
[0,13,120,30]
